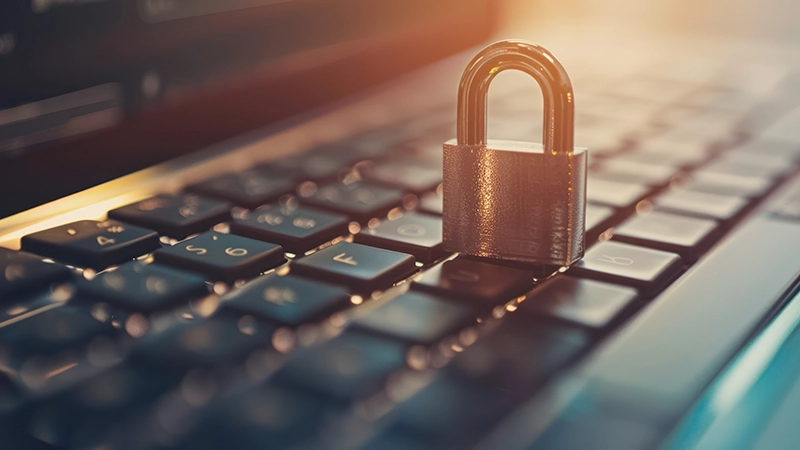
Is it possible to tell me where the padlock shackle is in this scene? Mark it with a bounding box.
[456,40,574,153]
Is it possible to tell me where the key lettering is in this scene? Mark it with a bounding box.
[225,247,248,257]
[257,213,284,226]
[333,253,357,266]
[96,236,116,246]
[185,245,207,255]
[397,224,426,237]
[293,217,317,229]
[598,254,634,266]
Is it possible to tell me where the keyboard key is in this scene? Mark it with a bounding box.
[291,242,416,293]
[654,190,748,220]
[613,211,718,262]
[592,159,677,186]
[679,170,773,198]
[79,263,208,312]
[108,194,233,239]
[587,177,650,208]
[519,276,638,329]
[412,256,533,306]
[418,193,443,215]
[362,162,442,194]
[355,212,445,263]
[270,149,360,181]
[0,306,117,362]
[274,331,407,401]
[154,232,285,284]
[21,220,160,270]
[704,151,794,179]
[351,291,476,345]
[585,204,614,233]
[300,181,405,223]
[569,241,683,296]
[447,315,588,392]
[219,274,349,326]
[230,204,349,254]
[132,317,276,373]
[189,171,295,209]
[0,247,72,297]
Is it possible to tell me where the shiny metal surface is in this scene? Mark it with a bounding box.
[443,40,587,265]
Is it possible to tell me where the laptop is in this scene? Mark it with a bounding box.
[2,0,800,448]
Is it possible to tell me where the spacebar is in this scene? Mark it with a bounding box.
[502,215,800,449]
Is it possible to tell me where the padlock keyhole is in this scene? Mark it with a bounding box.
[487,71,545,143]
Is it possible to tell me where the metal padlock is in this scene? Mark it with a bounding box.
[442,40,587,266]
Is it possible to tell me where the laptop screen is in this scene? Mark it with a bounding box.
[0,0,496,216]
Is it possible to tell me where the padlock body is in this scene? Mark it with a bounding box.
[443,139,587,266]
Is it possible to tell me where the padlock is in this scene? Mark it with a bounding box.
[442,40,587,266]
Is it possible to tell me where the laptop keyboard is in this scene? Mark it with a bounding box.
[1,71,799,449]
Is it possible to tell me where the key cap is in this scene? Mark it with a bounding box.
[585,204,614,233]
[79,263,208,312]
[654,189,748,220]
[355,212,445,263]
[21,220,160,270]
[704,151,794,179]
[678,169,773,198]
[108,194,232,239]
[613,211,718,262]
[274,331,407,401]
[362,162,442,194]
[351,291,476,345]
[0,305,117,362]
[132,317,276,373]
[270,150,360,181]
[154,232,285,284]
[448,315,588,393]
[587,177,650,208]
[418,193,443,215]
[300,181,404,223]
[518,276,638,329]
[188,171,296,209]
[569,241,683,296]
[291,242,416,293]
[412,256,533,306]
[592,159,677,186]
[0,247,72,298]
[219,274,350,326]
[230,204,349,254]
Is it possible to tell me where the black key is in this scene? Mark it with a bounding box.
[587,177,650,208]
[449,315,588,391]
[0,305,117,361]
[108,194,232,239]
[0,247,72,298]
[189,171,296,209]
[274,331,407,401]
[679,169,773,198]
[585,204,614,233]
[393,375,518,445]
[412,256,533,306]
[291,242,416,293]
[418,193,443,215]
[154,232,285,284]
[270,149,360,181]
[79,262,208,312]
[569,241,683,296]
[219,274,350,326]
[230,204,349,254]
[355,212,445,263]
[654,189,748,220]
[592,159,677,186]
[21,220,160,270]
[363,162,442,194]
[132,317,275,373]
[300,181,404,223]
[351,291,476,345]
[613,211,719,262]
[518,276,638,329]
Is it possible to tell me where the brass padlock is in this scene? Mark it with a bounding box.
[442,40,587,266]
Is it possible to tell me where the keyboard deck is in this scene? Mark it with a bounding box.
[1,55,799,450]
